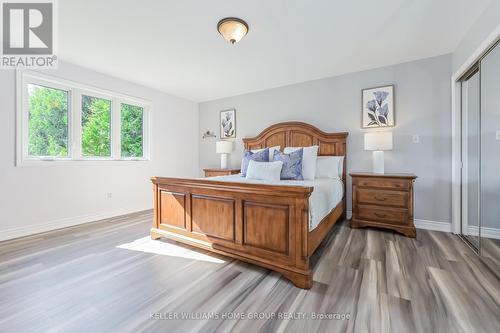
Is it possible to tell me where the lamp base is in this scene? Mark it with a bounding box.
[372,151,385,174]
[220,154,228,169]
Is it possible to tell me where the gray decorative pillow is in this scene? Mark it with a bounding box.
[273,149,304,180]
[241,148,269,177]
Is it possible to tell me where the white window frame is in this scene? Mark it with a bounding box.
[16,70,151,166]
[118,100,150,161]
[79,90,114,160]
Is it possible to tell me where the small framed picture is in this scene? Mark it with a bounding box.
[362,85,395,128]
[220,109,236,139]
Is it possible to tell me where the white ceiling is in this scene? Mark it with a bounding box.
[59,0,490,102]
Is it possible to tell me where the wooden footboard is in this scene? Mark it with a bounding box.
[150,177,339,289]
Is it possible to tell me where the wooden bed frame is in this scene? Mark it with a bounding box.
[151,122,348,288]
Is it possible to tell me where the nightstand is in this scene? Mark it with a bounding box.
[203,168,240,177]
[350,172,417,237]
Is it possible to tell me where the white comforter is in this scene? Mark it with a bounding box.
[204,174,344,231]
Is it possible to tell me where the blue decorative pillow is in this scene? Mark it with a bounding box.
[241,148,269,177]
[273,149,304,180]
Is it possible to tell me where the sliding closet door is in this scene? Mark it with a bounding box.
[461,71,481,249]
[480,42,500,270]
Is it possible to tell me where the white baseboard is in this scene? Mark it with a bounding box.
[347,210,452,233]
[466,226,500,240]
[481,226,500,240]
[0,207,152,242]
[467,226,480,236]
[414,219,452,233]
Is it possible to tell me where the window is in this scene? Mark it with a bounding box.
[121,103,144,158]
[27,84,69,157]
[81,95,112,157]
[17,71,150,165]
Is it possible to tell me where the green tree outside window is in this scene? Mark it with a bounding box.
[81,95,111,157]
[121,104,144,158]
[28,84,69,157]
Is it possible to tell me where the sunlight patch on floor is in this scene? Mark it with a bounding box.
[117,236,225,264]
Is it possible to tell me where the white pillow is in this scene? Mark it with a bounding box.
[251,146,280,161]
[316,156,344,179]
[284,146,319,180]
[245,160,283,181]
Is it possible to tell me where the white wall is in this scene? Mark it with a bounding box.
[0,61,199,240]
[452,0,500,73]
[199,55,452,225]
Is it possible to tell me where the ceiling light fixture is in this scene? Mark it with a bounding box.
[217,17,249,44]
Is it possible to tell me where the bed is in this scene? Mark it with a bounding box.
[151,122,348,288]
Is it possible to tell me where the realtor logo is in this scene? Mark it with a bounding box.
[1,0,57,68]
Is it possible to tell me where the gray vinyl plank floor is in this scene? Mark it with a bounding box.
[0,210,499,333]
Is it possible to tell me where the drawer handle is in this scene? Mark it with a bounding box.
[374,212,386,218]
[374,196,386,201]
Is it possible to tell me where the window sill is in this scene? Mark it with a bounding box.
[16,158,150,167]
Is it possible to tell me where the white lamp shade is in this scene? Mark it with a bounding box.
[216,141,233,154]
[364,132,393,151]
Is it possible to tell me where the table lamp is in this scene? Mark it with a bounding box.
[216,141,233,169]
[364,132,393,174]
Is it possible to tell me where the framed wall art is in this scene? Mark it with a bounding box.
[362,85,394,128]
[220,109,236,139]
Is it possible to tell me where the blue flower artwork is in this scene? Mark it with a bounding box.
[220,109,236,138]
[362,85,394,128]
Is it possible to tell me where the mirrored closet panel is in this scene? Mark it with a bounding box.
[479,41,500,274]
[461,40,500,275]
[461,69,480,249]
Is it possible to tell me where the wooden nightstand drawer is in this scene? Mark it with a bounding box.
[205,171,222,177]
[356,177,409,190]
[350,172,417,237]
[356,205,408,225]
[203,168,240,177]
[357,188,408,208]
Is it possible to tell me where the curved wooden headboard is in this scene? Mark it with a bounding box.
[243,122,348,182]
